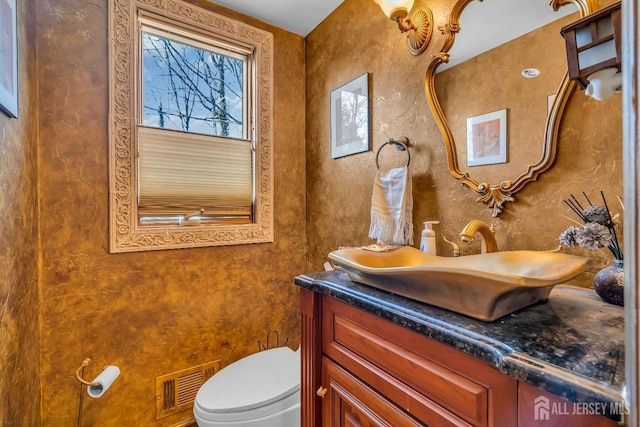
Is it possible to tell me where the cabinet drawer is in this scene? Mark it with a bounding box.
[322,356,426,427]
[322,297,517,426]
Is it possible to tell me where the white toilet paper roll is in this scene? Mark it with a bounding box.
[87,365,120,398]
[585,67,622,101]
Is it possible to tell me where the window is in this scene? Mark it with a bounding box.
[138,18,253,226]
[109,0,273,252]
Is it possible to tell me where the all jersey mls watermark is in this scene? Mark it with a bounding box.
[534,395,628,421]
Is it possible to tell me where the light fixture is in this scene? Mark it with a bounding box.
[374,0,433,55]
[560,1,621,100]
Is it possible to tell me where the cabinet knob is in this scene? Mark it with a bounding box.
[316,386,328,398]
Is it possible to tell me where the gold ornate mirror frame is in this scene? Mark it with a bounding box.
[424,0,597,216]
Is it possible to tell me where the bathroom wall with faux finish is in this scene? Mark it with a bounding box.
[0,2,41,426]
[306,0,623,283]
[36,0,305,425]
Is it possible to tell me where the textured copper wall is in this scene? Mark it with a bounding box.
[7,0,624,424]
[306,0,623,286]
[36,0,305,425]
[0,1,41,426]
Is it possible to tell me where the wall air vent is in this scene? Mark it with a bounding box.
[156,360,221,420]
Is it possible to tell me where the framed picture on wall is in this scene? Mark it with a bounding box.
[0,0,17,118]
[466,109,507,167]
[330,73,370,159]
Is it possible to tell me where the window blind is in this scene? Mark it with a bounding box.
[137,126,253,219]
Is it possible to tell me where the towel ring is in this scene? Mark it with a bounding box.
[375,137,411,169]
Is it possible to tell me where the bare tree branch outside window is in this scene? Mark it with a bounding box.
[142,32,244,138]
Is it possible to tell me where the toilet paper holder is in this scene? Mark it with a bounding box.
[75,358,100,387]
[75,358,120,398]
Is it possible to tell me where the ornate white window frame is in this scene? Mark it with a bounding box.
[108,0,274,253]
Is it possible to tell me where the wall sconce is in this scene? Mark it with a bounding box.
[374,0,433,55]
[560,1,621,101]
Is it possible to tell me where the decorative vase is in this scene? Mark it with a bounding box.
[593,259,624,306]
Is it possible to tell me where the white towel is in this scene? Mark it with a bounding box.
[368,166,413,246]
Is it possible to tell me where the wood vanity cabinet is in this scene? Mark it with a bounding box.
[300,288,619,427]
[300,288,516,426]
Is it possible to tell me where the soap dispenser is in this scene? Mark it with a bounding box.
[420,221,439,254]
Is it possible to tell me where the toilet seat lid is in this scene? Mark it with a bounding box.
[195,346,300,414]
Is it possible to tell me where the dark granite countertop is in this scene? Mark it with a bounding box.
[295,270,625,419]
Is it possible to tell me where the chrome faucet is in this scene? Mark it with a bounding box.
[460,220,499,253]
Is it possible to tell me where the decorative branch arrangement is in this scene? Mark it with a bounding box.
[559,191,623,261]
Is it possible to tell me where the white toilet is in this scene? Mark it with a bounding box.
[193,346,300,426]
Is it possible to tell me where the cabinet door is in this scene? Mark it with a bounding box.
[321,357,424,427]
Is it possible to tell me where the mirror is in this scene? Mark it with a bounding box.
[425,0,597,216]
